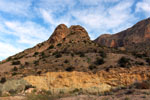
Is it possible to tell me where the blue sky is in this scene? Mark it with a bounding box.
[0,0,150,61]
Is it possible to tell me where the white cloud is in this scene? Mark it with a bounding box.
[0,0,32,16]
[136,0,150,17]
[40,9,71,27]
[70,0,135,36]
[4,21,50,45]
[0,42,22,61]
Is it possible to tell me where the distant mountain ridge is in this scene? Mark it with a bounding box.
[94,18,150,48]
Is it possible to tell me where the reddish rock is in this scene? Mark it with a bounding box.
[95,18,150,47]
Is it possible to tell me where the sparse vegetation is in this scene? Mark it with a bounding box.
[12,66,18,71]
[79,52,85,57]
[118,57,131,68]
[66,66,75,72]
[12,60,21,65]
[55,53,62,58]
[64,59,69,63]
[34,60,39,65]
[146,58,150,64]
[25,62,29,66]
[33,52,39,56]
[95,58,104,65]
[131,80,150,89]
[89,65,97,70]
[57,43,62,47]
[48,45,54,49]
[99,51,107,58]
[0,77,6,84]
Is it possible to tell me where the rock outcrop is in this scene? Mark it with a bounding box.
[95,18,150,47]
[24,66,150,94]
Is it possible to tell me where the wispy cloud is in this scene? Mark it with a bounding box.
[0,42,22,61]
[136,0,150,17]
[0,0,33,17]
[4,21,50,45]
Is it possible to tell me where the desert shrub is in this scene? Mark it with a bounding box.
[34,60,39,65]
[48,45,54,49]
[71,53,74,57]
[70,88,80,93]
[25,62,29,66]
[9,89,17,95]
[57,43,62,47]
[89,65,97,70]
[12,72,17,76]
[55,53,62,58]
[146,58,150,64]
[12,60,21,65]
[135,61,144,65]
[99,51,107,58]
[95,58,104,65]
[118,57,131,68]
[125,90,135,95]
[132,52,147,58]
[26,93,54,100]
[37,71,42,75]
[132,80,150,89]
[64,59,69,63]
[66,66,75,72]
[12,66,18,71]
[79,52,85,57]
[124,97,130,100]
[0,77,6,84]
[19,65,24,69]
[33,52,39,56]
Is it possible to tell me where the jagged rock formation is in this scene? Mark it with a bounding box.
[95,18,150,48]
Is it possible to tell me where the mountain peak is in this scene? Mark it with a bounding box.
[48,24,90,44]
[48,24,69,44]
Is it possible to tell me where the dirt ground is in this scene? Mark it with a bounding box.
[0,96,25,100]
[0,89,150,100]
[58,89,150,100]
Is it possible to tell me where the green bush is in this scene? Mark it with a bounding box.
[25,62,29,66]
[146,58,150,64]
[118,57,131,68]
[12,61,21,65]
[55,53,62,58]
[48,45,54,49]
[95,58,104,65]
[99,51,107,58]
[0,77,6,84]
[12,67,18,71]
[64,59,69,63]
[66,66,75,72]
[57,43,62,47]
[33,52,39,56]
[34,60,39,65]
[88,65,97,70]
[132,80,150,89]
[79,52,85,57]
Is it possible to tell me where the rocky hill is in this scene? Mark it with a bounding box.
[0,21,150,99]
[95,18,150,48]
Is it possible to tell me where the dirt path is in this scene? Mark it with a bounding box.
[0,96,26,100]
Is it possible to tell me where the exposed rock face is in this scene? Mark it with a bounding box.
[24,66,150,94]
[48,24,70,44]
[95,18,150,47]
[48,24,90,45]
